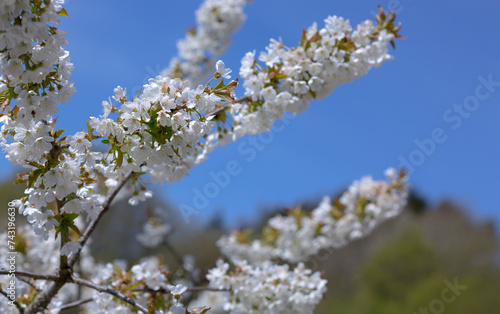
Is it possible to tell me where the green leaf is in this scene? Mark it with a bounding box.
[68,223,82,236]
[101,139,110,144]
[225,77,239,92]
[0,89,11,110]
[199,307,212,314]
[300,29,307,46]
[28,168,44,188]
[125,282,143,291]
[54,129,65,139]
[214,78,224,90]
[115,149,123,170]
[86,119,94,134]
[172,146,180,157]
[62,213,79,222]
[112,264,123,273]
[148,304,155,314]
[13,177,27,185]
[58,8,70,17]
[214,91,234,103]
[49,116,58,134]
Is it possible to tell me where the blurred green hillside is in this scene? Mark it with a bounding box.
[314,199,500,314]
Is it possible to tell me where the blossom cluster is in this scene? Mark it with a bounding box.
[218,168,408,264]
[136,217,172,248]
[0,0,74,143]
[0,0,97,251]
[0,225,91,312]
[88,70,234,184]
[0,170,406,313]
[227,12,401,140]
[164,0,248,84]
[0,169,405,313]
[0,224,198,313]
[0,0,405,312]
[0,0,400,254]
[4,0,238,251]
[0,0,241,257]
[206,259,327,314]
[0,0,75,189]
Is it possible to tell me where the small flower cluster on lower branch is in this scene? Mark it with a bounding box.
[206,259,327,314]
[217,168,408,265]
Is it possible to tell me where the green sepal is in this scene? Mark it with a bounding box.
[214,78,225,90]
[115,149,124,170]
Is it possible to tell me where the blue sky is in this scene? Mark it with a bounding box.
[1,0,499,229]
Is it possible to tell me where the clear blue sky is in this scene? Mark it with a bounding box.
[1,0,499,229]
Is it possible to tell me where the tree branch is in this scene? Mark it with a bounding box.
[133,286,229,293]
[0,269,59,281]
[24,279,68,314]
[71,276,147,313]
[57,297,93,311]
[25,235,73,314]
[21,170,135,313]
[161,240,185,267]
[187,286,230,292]
[17,277,39,292]
[0,289,24,313]
[68,170,135,268]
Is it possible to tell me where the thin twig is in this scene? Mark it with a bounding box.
[57,297,93,311]
[0,269,59,281]
[71,276,147,313]
[161,240,184,267]
[236,95,250,103]
[25,279,67,314]
[187,286,230,292]
[75,258,82,302]
[17,277,39,292]
[23,170,135,312]
[68,171,135,268]
[132,286,229,293]
[207,95,249,116]
[25,233,73,314]
[0,289,24,313]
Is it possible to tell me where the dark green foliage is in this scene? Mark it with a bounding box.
[361,229,439,301]
[315,202,500,314]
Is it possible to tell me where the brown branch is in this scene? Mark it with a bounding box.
[161,240,184,267]
[68,170,135,268]
[235,95,250,103]
[24,278,68,314]
[57,297,93,311]
[71,277,147,313]
[154,235,206,301]
[0,289,24,313]
[16,277,39,292]
[75,258,83,302]
[132,286,229,293]
[187,286,230,292]
[25,234,72,314]
[0,269,59,281]
[21,171,135,312]
[14,90,243,313]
